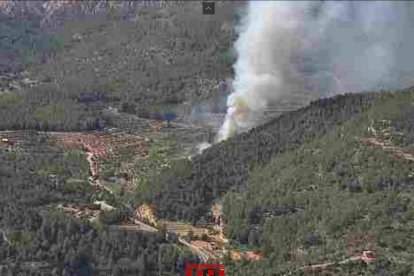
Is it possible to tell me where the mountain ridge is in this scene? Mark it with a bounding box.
[149,90,382,222]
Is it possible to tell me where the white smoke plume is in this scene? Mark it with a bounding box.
[218,1,414,141]
[197,141,212,154]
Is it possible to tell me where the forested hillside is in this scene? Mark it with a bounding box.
[149,91,377,222]
[147,88,414,275]
[1,1,414,276]
[0,1,237,131]
[0,132,200,275]
[222,88,414,275]
[1,89,413,275]
[0,3,236,274]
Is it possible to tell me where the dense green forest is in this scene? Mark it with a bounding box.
[148,88,414,275]
[0,2,234,274]
[1,2,414,276]
[223,89,414,275]
[0,132,200,275]
[0,1,237,131]
[3,88,414,275]
[149,92,377,221]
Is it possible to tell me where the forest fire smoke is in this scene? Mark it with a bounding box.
[218,1,414,141]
